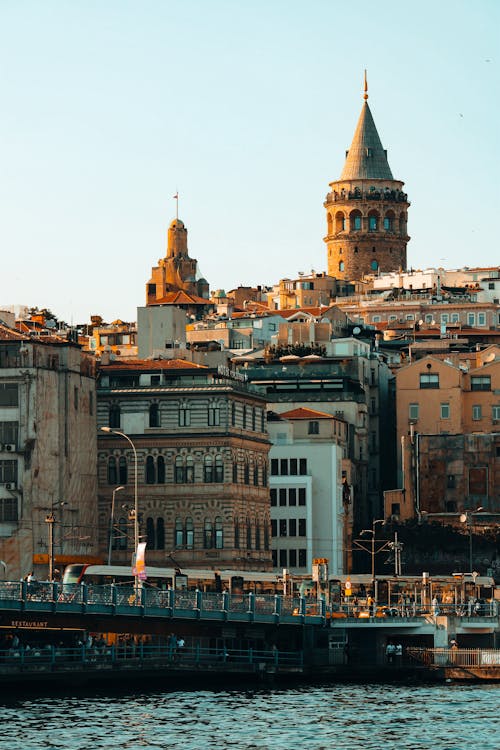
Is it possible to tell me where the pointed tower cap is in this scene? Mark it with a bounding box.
[340,73,394,181]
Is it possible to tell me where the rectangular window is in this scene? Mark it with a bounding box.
[472,405,482,421]
[270,489,277,507]
[280,459,288,475]
[420,373,439,389]
[308,421,319,435]
[270,459,279,475]
[440,403,450,419]
[493,406,500,421]
[471,376,491,391]
[279,519,287,537]
[409,403,419,420]
[0,384,18,407]
[298,488,306,506]
[450,313,460,323]
[0,497,17,522]
[298,549,307,568]
[288,488,297,506]
[289,549,297,567]
[272,550,277,567]
[89,391,94,416]
[298,519,306,537]
[445,500,457,512]
[447,475,456,488]
[271,519,277,537]
[179,408,191,427]
[441,314,449,324]
[467,313,476,326]
[477,313,486,326]
[279,550,287,568]
[299,458,307,475]
[279,489,287,506]
[289,458,298,475]
[0,422,18,444]
[0,460,17,484]
[208,407,220,426]
[289,519,297,537]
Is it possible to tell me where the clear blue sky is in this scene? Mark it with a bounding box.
[0,0,498,323]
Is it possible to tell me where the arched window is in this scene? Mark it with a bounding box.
[339,261,344,272]
[107,456,117,485]
[214,455,224,483]
[146,455,155,484]
[204,518,213,549]
[243,405,247,429]
[261,410,265,432]
[252,408,256,431]
[264,521,269,550]
[231,402,236,426]
[255,520,261,550]
[371,260,379,271]
[246,519,252,550]
[204,455,213,483]
[175,518,184,548]
[186,517,194,549]
[233,462,238,483]
[175,456,185,483]
[118,517,128,550]
[335,211,345,233]
[149,403,160,428]
[156,518,165,550]
[368,210,379,231]
[234,519,240,549]
[350,210,362,231]
[118,456,128,484]
[327,212,333,235]
[186,456,194,483]
[146,517,156,549]
[109,405,121,428]
[157,455,165,484]
[253,464,259,486]
[244,461,250,485]
[384,211,395,231]
[215,516,224,549]
[399,213,407,235]
[262,464,267,487]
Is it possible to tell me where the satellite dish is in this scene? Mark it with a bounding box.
[353,326,361,335]
[459,514,467,523]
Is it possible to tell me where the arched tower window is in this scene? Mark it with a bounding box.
[186,517,194,549]
[146,455,156,484]
[384,210,395,231]
[156,518,165,550]
[157,455,165,484]
[215,517,224,549]
[107,456,117,485]
[253,463,259,486]
[350,210,362,231]
[146,517,156,549]
[368,210,379,231]
[175,455,185,483]
[214,455,224,483]
[186,456,194,483]
[233,461,238,483]
[234,518,240,549]
[118,456,128,484]
[255,520,261,550]
[204,518,213,549]
[204,455,213,483]
[371,260,379,271]
[339,261,344,272]
[335,211,346,233]
[327,212,333,235]
[399,212,407,235]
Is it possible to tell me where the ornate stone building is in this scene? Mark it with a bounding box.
[324,78,410,281]
[97,359,272,571]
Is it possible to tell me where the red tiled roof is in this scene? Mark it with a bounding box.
[278,407,336,420]
[99,358,208,371]
[149,291,210,306]
[0,324,29,341]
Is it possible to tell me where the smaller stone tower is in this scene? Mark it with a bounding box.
[324,75,410,281]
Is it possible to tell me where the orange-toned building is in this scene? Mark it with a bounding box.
[393,350,500,521]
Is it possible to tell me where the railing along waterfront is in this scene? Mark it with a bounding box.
[0,643,303,676]
[0,581,497,623]
[407,647,500,668]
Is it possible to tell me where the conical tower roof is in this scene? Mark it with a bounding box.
[340,100,393,181]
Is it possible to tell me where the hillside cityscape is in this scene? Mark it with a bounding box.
[1,82,499,585]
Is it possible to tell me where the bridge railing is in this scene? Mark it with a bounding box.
[407,647,500,668]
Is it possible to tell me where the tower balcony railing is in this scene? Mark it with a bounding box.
[325,189,408,204]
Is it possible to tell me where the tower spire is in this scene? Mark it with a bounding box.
[363,70,368,101]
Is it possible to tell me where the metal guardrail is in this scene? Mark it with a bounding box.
[0,582,497,625]
[407,647,500,668]
[0,643,303,674]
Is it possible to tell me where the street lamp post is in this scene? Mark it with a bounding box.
[460,507,484,573]
[100,428,139,573]
[356,519,387,603]
[45,512,55,582]
[108,485,125,565]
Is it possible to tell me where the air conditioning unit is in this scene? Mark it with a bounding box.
[4,482,16,490]
[4,444,16,452]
